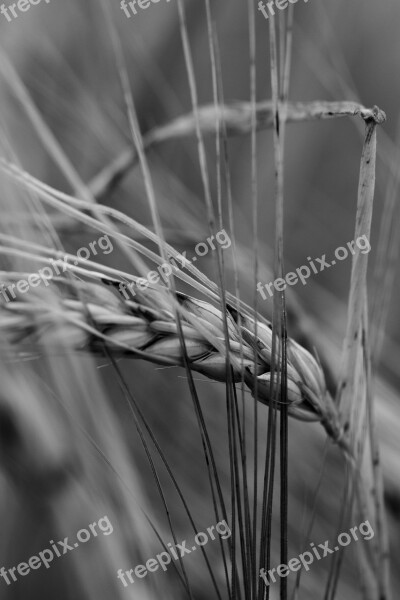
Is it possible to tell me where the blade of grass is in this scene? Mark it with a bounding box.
[327,105,386,600]
[245,0,260,595]
[0,52,93,204]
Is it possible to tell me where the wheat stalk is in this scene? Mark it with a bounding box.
[89,101,385,199]
[0,274,346,448]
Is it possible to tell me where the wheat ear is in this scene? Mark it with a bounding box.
[0,274,346,448]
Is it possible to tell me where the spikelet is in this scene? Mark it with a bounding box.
[0,275,345,446]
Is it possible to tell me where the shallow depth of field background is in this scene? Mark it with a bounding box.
[0,0,399,599]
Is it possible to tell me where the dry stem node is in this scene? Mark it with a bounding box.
[360,105,386,125]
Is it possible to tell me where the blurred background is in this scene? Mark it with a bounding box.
[0,0,399,598]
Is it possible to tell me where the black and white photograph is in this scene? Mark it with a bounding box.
[0,1,398,599]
